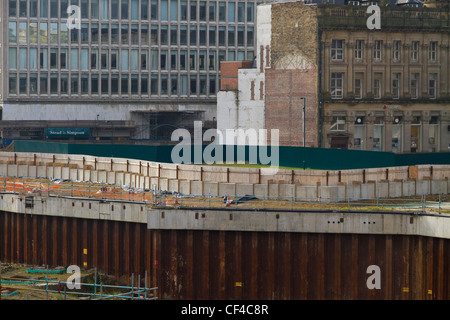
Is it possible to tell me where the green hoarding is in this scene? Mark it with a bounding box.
[44,128,90,138]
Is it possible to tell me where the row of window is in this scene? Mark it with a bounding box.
[331,40,440,63]
[8,22,254,47]
[9,47,254,72]
[330,72,439,99]
[9,0,255,23]
[9,72,217,96]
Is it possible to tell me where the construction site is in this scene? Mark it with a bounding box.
[0,150,449,300]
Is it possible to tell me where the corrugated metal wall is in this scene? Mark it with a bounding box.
[1,211,449,299]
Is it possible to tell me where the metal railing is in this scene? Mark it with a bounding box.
[0,177,448,215]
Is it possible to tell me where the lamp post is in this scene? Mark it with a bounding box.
[301,97,306,147]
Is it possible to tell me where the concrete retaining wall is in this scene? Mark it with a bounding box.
[0,152,448,201]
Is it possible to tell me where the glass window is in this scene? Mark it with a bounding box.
[92,23,99,42]
[171,0,178,21]
[60,0,68,18]
[228,27,235,46]
[209,26,216,45]
[20,74,27,94]
[111,50,118,69]
[81,75,89,94]
[121,49,128,70]
[238,27,244,46]
[131,49,139,70]
[392,73,400,99]
[91,74,99,94]
[199,75,206,95]
[111,24,119,43]
[121,25,129,44]
[161,25,168,45]
[189,50,196,70]
[110,74,118,94]
[9,22,17,43]
[180,75,187,95]
[141,50,148,70]
[393,40,401,62]
[40,74,48,94]
[170,51,177,69]
[50,23,58,44]
[219,2,226,21]
[131,24,139,44]
[199,51,206,70]
[180,50,187,70]
[209,2,216,20]
[160,0,168,20]
[121,0,129,19]
[9,0,17,17]
[151,50,158,70]
[180,25,187,45]
[30,48,38,69]
[219,26,225,46]
[190,26,197,45]
[354,77,362,99]
[131,0,138,19]
[19,48,27,70]
[331,73,343,99]
[101,75,108,94]
[180,1,187,20]
[151,75,158,94]
[9,48,17,70]
[247,3,254,22]
[19,0,27,17]
[101,49,109,69]
[50,0,58,18]
[151,0,158,19]
[429,41,438,62]
[50,49,58,69]
[101,24,109,44]
[40,48,48,69]
[81,49,89,70]
[209,77,216,95]
[9,74,17,94]
[80,24,89,43]
[209,51,216,70]
[60,49,68,69]
[91,49,99,69]
[199,1,206,20]
[141,75,148,94]
[171,26,178,45]
[19,22,27,44]
[131,75,138,93]
[142,0,148,19]
[60,24,69,44]
[190,1,196,20]
[141,25,149,44]
[30,0,38,17]
[200,26,206,45]
[71,74,79,94]
[247,27,254,46]
[81,0,89,18]
[237,2,245,22]
[373,73,382,99]
[111,0,119,19]
[91,0,99,19]
[161,50,168,70]
[331,40,344,60]
[429,73,437,99]
[161,75,168,95]
[29,23,38,44]
[228,2,235,22]
[190,75,197,95]
[374,40,382,61]
[171,75,178,95]
[151,25,158,44]
[50,74,58,93]
[355,40,363,60]
[121,75,129,94]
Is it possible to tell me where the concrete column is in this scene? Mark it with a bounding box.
[403,114,412,153]
[439,112,450,152]
[384,113,394,153]
[365,115,375,151]
[421,113,431,153]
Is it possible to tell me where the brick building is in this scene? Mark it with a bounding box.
[217,1,450,153]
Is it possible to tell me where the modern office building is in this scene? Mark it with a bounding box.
[0,0,259,142]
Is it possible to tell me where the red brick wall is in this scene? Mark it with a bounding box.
[265,66,318,147]
[220,61,253,90]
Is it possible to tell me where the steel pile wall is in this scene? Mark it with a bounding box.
[1,211,449,300]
